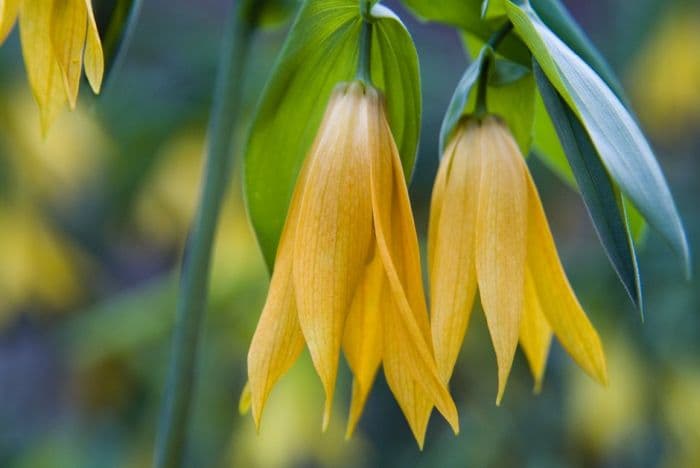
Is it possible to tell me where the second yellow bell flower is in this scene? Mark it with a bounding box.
[429,116,607,403]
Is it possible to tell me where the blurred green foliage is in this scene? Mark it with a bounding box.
[0,1,698,467]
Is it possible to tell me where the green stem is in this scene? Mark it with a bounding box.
[153,2,257,467]
[474,54,491,118]
[475,22,514,117]
[356,1,373,83]
[487,21,513,49]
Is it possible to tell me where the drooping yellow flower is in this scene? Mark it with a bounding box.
[0,0,104,132]
[246,82,459,447]
[429,116,607,403]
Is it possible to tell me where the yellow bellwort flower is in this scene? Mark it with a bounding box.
[429,116,607,403]
[0,0,104,132]
[246,82,459,447]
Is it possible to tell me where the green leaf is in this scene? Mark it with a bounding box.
[244,1,421,269]
[534,61,641,311]
[529,0,627,104]
[369,4,422,178]
[481,0,506,20]
[506,0,690,275]
[440,48,534,156]
[487,61,535,154]
[402,0,530,65]
[439,48,487,155]
[532,89,575,184]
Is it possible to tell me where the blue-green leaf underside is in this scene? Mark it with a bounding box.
[529,0,627,105]
[534,61,642,312]
[244,1,421,270]
[506,0,690,276]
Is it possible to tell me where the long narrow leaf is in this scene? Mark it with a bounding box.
[534,61,642,312]
[506,1,690,275]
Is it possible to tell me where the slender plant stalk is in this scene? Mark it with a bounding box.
[356,1,373,83]
[154,2,258,467]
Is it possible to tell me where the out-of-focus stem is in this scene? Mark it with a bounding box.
[153,2,258,467]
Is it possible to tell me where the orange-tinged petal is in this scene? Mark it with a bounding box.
[525,163,608,385]
[368,86,459,443]
[293,83,374,430]
[429,120,480,383]
[343,250,384,438]
[427,132,459,274]
[519,267,552,392]
[20,0,67,133]
[0,0,20,44]
[475,117,528,404]
[246,143,314,430]
[246,241,305,429]
[83,0,103,93]
[51,0,88,109]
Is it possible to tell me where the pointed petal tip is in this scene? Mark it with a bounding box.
[445,406,460,435]
[532,379,543,395]
[410,430,426,451]
[495,366,511,407]
[321,398,332,432]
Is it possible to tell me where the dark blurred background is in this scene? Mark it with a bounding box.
[0,0,698,466]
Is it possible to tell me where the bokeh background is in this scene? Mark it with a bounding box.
[1,0,698,466]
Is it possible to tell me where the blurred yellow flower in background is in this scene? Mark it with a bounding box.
[0,0,104,132]
[661,367,700,468]
[0,203,83,325]
[566,334,647,455]
[629,6,700,139]
[246,82,458,447]
[429,117,607,403]
[0,88,108,327]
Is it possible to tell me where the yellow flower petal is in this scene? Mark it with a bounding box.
[246,248,305,429]
[246,150,311,430]
[343,250,384,438]
[429,120,480,384]
[368,86,459,444]
[51,0,88,109]
[525,165,608,385]
[519,267,552,392]
[0,0,20,44]
[20,0,67,133]
[427,130,459,273]
[292,83,374,430]
[475,117,528,404]
[83,0,103,93]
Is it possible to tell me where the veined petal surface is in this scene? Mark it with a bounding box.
[83,0,103,93]
[429,121,480,384]
[525,166,607,385]
[246,150,314,430]
[519,267,552,392]
[368,87,459,444]
[475,118,528,404]
[343,251,384,438]
[293,84,374,430]
[20,0,66,133]
[51,0,88,108]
